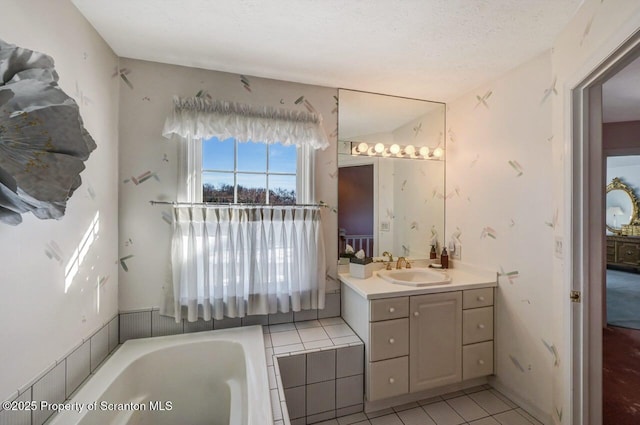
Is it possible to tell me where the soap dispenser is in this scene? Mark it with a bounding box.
[430,245,437,259]
[441,247,449,269]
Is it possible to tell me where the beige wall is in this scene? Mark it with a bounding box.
[117,58,338,311]
[0,0,119,401]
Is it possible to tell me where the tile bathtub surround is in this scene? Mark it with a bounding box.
[117,291,341,343]
[312,387,543,425]
[0,315,119,425]
[269,318,365,425]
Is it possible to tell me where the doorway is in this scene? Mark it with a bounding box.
[571,31,640,425]
[338,164,375,256]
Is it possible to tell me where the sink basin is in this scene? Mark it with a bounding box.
[377,268,451,287]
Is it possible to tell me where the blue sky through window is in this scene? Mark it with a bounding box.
[202,137,297,202]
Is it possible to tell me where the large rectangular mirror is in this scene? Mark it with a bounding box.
[338,89,445,260]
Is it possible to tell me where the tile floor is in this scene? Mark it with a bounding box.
[313,385,543,425]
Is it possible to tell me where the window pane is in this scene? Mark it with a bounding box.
[203,172,235,203]
[237,142,267,172]
[269,144,297,173]
[269,174,296,205]
[203,137,234,171]
[237,173,266,204]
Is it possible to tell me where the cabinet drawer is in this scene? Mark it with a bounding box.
[617,242,640,266]
[463,307,493,345]
[368,356,408,401]
[370,318,409,361]
[370,297,409,321]
[463,288,493,309]
[463,341,494,380]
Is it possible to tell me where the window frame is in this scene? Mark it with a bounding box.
[180,136,314,204]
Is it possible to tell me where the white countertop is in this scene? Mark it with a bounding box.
[339,263,497,300]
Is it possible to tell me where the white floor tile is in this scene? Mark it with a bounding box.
[271,389,282,420]
[304,339,334,350]
[325,324,356,338]
[273,343,304,354]
[316,420,339,425]
[422,401,465,425]
[320,317,345,326]
[268,366,277,389]
[515,408,543,425]
[369,413,403,425]
[270,330,302,346]
[265,348,274,366]
[490,389,518,409]
[468,417,501,425]
[264,333,272,348]
[493,410,534,425]
[332,335,361,345]
[337,412,368,425]
[397,407,436,425]
[446,395,490,422]
[269,322,297,333]
[298,326,330,342]
[296,320,322,329]
[468,391,512,415]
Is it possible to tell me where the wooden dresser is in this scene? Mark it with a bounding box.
[607,235,640,272]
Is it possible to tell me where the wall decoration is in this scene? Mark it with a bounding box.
[580,16,594,47]
[44,240,64,264]
[123,170,159,185]
[113,67,133,89]
[480,226,497,239]
[240,75,251,92]
[509,354,526,373]
[542,339,560,367]
[475,90,492,109]
[0,38,97,225]
[542,77,558,104]
[119,255,134,272]
[508,160,524,177]
[499,267,520,284]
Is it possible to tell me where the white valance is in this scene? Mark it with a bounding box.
[162,96,330,150]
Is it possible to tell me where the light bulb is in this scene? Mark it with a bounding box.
[419,147,430,157]
[374,143,385,153]
[405,145,415,156]
[367,147,376,156]
[433,147,444,158]
[390,144,400,154]
[357,142,368,153]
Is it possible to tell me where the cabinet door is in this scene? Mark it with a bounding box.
[409,292,462,392]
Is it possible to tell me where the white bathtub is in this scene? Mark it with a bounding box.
[49,325,272,425]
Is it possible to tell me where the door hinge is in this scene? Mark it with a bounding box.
[570,290,581,303]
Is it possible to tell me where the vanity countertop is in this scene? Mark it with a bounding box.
[339,264,497,300]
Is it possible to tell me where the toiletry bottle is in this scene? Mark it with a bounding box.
[441,247,449,269]
[430,245,437,259]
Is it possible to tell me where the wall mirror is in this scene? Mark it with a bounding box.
[606,177,639,234]
[337,89,445,260]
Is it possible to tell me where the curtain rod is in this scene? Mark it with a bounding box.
[149,201,323,208]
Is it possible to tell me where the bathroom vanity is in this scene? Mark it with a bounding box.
[340,264,497,409]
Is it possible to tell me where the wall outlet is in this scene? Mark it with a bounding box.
[380,221,390,232]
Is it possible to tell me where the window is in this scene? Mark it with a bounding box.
[201,137,298,204]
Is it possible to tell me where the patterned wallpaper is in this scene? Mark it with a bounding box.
[117,58,338,311]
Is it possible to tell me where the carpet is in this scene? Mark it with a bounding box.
[603,326,640,425]
[606,269,640,329]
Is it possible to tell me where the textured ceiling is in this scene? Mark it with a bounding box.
[72,0,582,102]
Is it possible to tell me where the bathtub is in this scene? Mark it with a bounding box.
[49,325,272,425]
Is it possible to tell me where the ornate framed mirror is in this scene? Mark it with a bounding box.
[606,177,639,234]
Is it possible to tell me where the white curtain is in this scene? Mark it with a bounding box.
[169,205,326,322]
[162,96,330,150]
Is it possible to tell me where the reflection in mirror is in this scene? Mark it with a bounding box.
[337,90,445,260]
[605,177,639,234]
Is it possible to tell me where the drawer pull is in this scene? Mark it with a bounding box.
[478,360,485,365]
[389,378,395,384]
[477,296,485,301]
[414,311,420,317]
[389,307,395,313]
[628,250,633,255]
[388,338,395,344]
[478,324,485,329]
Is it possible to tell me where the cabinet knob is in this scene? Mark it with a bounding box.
[414,311,420,317]
[389,378,395,384]
[389,307,395,313]
[478,324,485,329]
[478,360,485,365]
[478,296,485,301]
[628,250,633,255]
[389,338,395,344]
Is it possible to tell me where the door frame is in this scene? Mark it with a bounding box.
[568,27,640,425]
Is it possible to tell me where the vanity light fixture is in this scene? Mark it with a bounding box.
[349,141,443,161]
